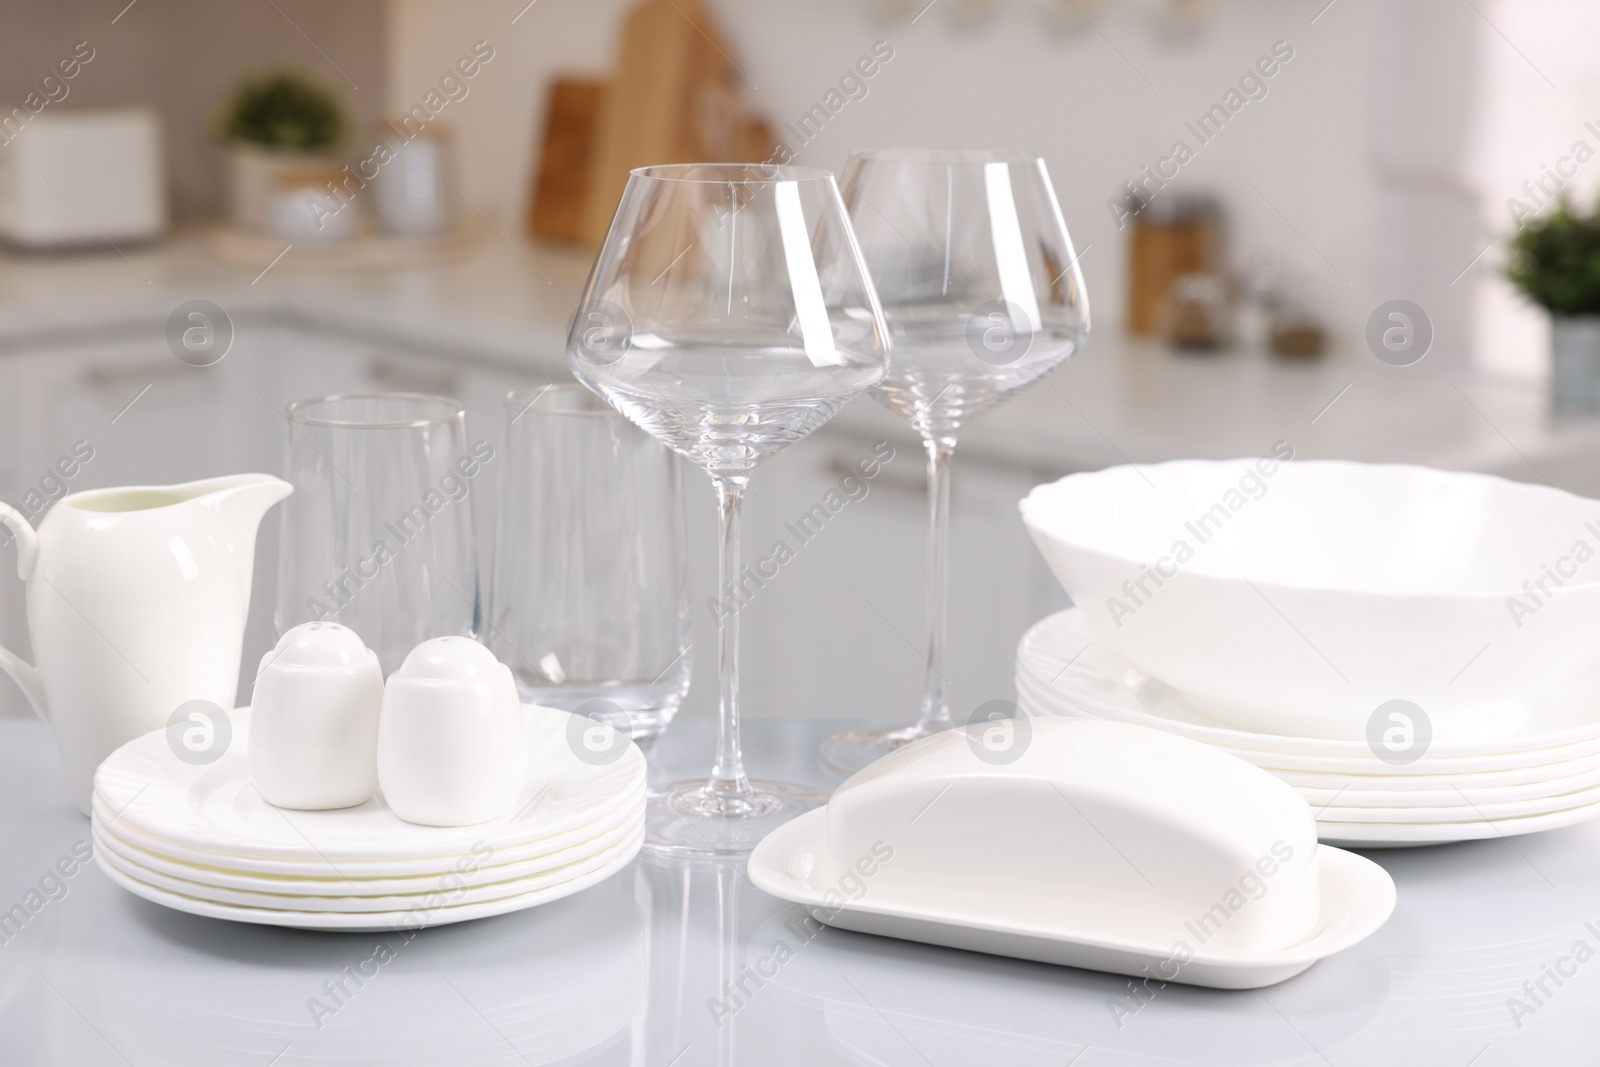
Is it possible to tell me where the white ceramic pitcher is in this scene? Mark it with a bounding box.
[0,474,291,813]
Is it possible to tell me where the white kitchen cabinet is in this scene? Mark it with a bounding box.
[10,335,261,490]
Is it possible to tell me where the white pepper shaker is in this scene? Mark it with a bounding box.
[249,622,383,810]
[378,636,527,826]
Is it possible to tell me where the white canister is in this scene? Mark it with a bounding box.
[249,622,383,810]
[378,637,527,826]
[1551,315,1600,412]
[373,128,454,238]
[267,167,357,244]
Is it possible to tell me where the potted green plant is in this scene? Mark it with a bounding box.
[217,69,347,231]
[1506,195,1600,411]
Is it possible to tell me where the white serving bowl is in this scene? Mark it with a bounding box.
[1020,459,1600,740]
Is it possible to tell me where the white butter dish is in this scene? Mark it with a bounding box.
[748,719,1395,989]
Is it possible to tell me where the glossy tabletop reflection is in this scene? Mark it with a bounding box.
[2,717,1598,1066]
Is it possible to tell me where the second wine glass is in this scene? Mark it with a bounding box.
[820,148,1091,776]
[569,163,889,856]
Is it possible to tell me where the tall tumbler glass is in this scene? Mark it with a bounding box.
[274,394,483,674]
[485,384,691,744]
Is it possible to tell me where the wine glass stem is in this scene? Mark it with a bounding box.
[708,473,754,800]
[916,435,957,735]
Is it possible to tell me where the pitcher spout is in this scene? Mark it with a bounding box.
[193,474,293,596]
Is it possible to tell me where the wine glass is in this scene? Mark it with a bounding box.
[819,148,1090,776]
[569,163,889,856]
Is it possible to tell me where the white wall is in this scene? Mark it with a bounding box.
[2,0,388,219]
[386,0,1591,380]
[1465,0,1600,381]
[387,0,1382,346]
[385,0,636,236]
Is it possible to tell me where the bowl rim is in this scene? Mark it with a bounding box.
[1020,458,1600,601]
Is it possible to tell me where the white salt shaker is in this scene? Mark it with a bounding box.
[378,636,527,826]
[249,622,383,810]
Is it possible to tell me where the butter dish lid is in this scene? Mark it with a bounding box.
[815,719,1337,958]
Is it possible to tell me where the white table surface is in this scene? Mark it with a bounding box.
[2,715,1596,1066]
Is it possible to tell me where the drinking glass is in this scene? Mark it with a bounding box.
[274,394,482,675]
[569,163,889,856]
[819,148,1091,775]
[485,384,691,745]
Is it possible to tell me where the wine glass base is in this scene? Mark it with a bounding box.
[818,721,952,777]
[642,779,826,859]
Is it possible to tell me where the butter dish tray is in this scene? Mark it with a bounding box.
[751,808,1392,989]
[748,719,1396,989]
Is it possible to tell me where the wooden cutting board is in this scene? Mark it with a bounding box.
[528,77,608,243]
[578,0,757,245]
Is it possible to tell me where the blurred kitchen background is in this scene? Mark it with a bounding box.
[3,0,1599,724]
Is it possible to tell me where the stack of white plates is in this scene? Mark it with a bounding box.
[92,705,646,930]
[1016,610,1600,847]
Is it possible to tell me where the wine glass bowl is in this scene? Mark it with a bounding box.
[821,147,1090,776]
[843,148,1089,437]
[570,163,889,854]
[571,164,887,476]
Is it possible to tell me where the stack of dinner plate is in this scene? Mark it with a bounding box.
[91,705,645,930]
[1017,460,1600,848]
[1016,609,1600,847]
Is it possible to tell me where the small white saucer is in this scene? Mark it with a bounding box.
[749,809,1396,990]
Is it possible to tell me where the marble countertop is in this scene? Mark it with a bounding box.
[4,229,1597,488]
[3,715,1597,1066]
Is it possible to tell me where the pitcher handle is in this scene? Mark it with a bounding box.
[0,503,46,721]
